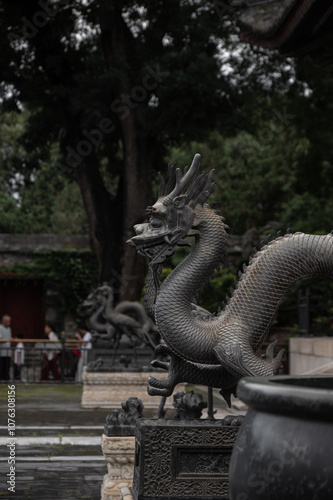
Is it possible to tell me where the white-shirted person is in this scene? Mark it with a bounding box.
[75,324,92,383]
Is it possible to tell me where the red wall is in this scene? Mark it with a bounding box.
[0,279,45,339]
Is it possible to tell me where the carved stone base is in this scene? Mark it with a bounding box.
[82,370,185,409]
[120,487,134,500]
[132,418,242,500]
[101,434,135,500]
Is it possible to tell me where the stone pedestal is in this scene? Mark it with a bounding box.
[81,369,186,409]
[120,487,134,500]
[290,337,333,374]
[101,434,135,500]
[132,417,242,500]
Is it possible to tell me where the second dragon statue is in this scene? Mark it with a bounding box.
[128,154,333,405]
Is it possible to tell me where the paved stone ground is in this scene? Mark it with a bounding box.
[0,383,242,499]
[0,447,105,499]
[0,384,107,499]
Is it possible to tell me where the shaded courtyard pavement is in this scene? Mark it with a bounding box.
[0,384,108,499]
[0,383,242,499]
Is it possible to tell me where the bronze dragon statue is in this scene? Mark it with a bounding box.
[79,284,158,363]
[128,154,333,405]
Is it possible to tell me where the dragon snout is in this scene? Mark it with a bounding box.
[134,224,145,235]
[127,223,150,247]
[80,300,92,309]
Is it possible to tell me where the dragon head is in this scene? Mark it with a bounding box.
[78,284,114,315]
[128,153,215,265]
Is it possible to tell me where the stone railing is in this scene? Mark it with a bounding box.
[290,337,333,374]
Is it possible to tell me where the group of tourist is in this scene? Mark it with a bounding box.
[0,314,92,382]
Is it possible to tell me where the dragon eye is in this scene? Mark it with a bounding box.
[150,218,163,228]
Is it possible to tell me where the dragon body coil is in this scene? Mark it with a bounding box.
[129,154,333,403]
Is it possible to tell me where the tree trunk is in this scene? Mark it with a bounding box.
[60,112,123,286]
[119,130,153,302]
[12,1,153,302]
[99,5,153,301]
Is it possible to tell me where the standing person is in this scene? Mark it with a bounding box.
[75,325,92,383]
[41,322,61,381]
[13,333,25,381]
[0,315,12,381]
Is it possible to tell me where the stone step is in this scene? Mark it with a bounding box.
[11,408,110,427]
[0,435,102,446]
[0,424,104,437]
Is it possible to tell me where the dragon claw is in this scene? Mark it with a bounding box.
[147,385,173,397]
[219,385,237,408]
[148,375,172,389]
[151,359,169,371]
[155,343,173,356]
[148,348,186,397]
[147,375,175,397]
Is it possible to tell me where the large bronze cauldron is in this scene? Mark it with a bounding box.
[229,375,333,500]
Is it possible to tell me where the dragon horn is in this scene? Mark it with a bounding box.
[166,153,201,200]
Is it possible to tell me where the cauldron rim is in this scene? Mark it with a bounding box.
[237,374,333,420]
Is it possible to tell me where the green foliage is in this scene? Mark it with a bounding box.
[161,267,173,281]
[0,170,89,235]
[0,0,301,295]
[36,251,98,321]
[1,1,333,305]
[0,2,297,211]
[20,161,89,235]
[166,119,333,326]
[1,251,98,326]
[0,109,89,234]
[0,110,28,185]
[0,192,26,233]
[197,267,237,314]
[50,181,89,235]
[168,118,333,235]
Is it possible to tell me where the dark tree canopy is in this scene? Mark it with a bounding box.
[0,0,307,301]
[0,1,226,300]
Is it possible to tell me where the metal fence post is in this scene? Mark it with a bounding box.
[298,287,310,335]
[60,338,65,383]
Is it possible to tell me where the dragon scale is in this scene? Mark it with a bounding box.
[156,207,333,373]
[129,153,333,400]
